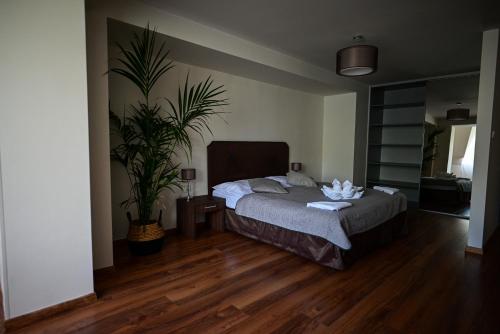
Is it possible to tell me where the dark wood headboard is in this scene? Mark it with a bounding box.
[207,141,289,192]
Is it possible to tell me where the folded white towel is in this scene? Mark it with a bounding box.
[307,201,353,211]
[350,190,364,199]
[342,180,352,189]
[321,186,342,200]
[373,186,399,195]
[323,179,364,200]
[341,180,353,197]
[334,179,363,191]
[322,187,364,200]
[332,178,342,193]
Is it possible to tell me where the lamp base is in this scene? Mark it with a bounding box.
[186,180,192,201]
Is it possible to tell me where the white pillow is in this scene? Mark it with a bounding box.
[213,179,253,195]
[265,176,293,188]
[286,171,317,187]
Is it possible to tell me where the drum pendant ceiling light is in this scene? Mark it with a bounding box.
[337,35,378,77]
[446,102,470,121]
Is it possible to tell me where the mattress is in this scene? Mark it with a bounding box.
[235,187,407,250]
[212,188,245,209]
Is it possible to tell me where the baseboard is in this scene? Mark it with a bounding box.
[464,246,483,256]
[93,265,116,275]
[5,292,96,332]
[464,224,500,256]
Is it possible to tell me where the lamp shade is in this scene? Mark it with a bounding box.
[181,168,196,181]
[291,162,302,172]
[336,45,378,76]
[446,108,469,121]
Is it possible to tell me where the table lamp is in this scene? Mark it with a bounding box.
[181,168,196,201]
[291,162,302,172]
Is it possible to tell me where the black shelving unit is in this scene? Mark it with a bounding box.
[368,143,422,148]
[370,102,425,109]
[369,123,423,128]
[367,179,420,189]
[366,82,426,206]
[367,161,421,168]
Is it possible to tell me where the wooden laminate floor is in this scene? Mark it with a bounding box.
[12,211,500,333]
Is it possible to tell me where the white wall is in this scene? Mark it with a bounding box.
[0,0,94,318]
[0,152,8,318]
[450,125,472,167]
[109,60,325,240]
[322,93,357,182]
[451,126,471,163]
[87,0,368,267]
[447,126,456,173]
[449,125,474,178]
[468,29,500,249]
[86,2,114,270]
[482,31,500,243]
[425,112,437,125]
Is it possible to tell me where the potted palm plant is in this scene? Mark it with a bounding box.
[109,26,227,255]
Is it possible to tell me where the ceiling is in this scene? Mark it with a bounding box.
[426,74,480,119]
[142,0,500,85]
[108,19,347,95]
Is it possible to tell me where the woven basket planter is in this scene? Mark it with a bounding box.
[128,221,165,242]
[127,218,165,255]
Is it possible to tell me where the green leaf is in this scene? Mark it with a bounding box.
[108,25,228,225]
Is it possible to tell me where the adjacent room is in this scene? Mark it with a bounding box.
[1,0,500,333]
[420,75,479,218]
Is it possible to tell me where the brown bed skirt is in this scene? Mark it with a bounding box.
[225,209,408,270]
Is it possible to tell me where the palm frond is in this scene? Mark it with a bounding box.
[110,24,174,102]
[108,25,228,225]
[166,74,228,158]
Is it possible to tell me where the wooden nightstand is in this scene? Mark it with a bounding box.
[176,195,225,238]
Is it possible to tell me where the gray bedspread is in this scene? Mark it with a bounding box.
[235,186,407,250]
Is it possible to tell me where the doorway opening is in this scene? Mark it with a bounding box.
[419,74,478,219]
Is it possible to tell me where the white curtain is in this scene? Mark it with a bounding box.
[459,126,476,179]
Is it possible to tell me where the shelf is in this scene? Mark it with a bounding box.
[368,143,422,148]
[370,102,425,109]
[367,179,420,189]
[369,123,423,128]
[368,82,425,201]
[371,82,426,92]
[368,161,421,168]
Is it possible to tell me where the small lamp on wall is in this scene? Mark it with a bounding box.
[181,168,196,201]
[291,162,302,172]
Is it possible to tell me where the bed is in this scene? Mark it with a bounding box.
[207,141,407,270]
[420,176,472,205]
